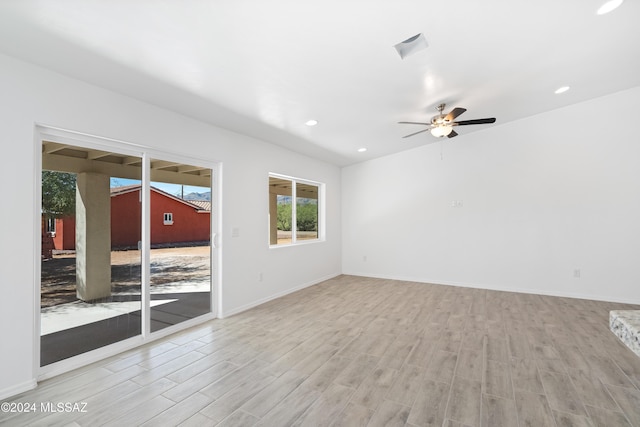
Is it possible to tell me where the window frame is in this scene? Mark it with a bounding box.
[163,212,174,225]
[268,173,325,248]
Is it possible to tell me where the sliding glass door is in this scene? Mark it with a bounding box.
[39,134,215,367]
[41,142,143,365]
[148,159,212,332]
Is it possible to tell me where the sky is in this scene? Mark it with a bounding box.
[110,177,210,197]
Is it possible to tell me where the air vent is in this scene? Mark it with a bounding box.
[394,33,428,59]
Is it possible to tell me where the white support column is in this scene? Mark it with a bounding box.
[75,172,111,301]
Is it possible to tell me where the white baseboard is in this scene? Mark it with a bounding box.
[220,272,341,318]
[343,271,640,305]
[0,379,37,401]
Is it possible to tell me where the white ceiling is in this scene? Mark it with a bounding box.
[0,0,638,166]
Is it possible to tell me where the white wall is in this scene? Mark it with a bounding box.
[0,53,341,398]
[343,86,640,304]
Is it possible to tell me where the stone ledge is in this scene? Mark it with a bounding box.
[610,310,640,358]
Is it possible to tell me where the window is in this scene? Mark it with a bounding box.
[163,212,173,225]
[269,174,323,246]
[45,217,56,235]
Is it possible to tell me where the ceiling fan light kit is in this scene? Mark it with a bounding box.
[430,125,453,137]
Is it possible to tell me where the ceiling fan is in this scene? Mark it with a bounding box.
[399,103,496,139]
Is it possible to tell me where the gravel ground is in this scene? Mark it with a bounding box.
[40,246,210,308]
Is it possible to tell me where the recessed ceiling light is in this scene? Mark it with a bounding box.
[597,0,624,15]
[305,119,318,126]
[555,86,570,94]
[357,148,367,153]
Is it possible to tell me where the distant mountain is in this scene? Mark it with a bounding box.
[183,191,211,201]
[277,195,317,205]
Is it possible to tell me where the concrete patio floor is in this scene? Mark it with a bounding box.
[41,281,208,335]
[40,281,211,366]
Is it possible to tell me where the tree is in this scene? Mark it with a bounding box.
[296,202,317,231]
[277,202,292,231]
[276,197,318,232]
[42,171,76,218]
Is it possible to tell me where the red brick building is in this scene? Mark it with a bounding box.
[44,185,211,251]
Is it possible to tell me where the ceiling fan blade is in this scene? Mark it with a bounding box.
[402,128,430,138]
[447,130,458,138]
[398,121,430,125]
[445,107,466,122]
[454,118,496,126]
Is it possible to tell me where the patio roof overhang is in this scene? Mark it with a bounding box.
[42,141,211,187]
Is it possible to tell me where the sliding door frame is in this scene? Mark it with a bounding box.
[34,124,221,381]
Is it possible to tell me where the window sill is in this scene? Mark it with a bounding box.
[269,238,325,249]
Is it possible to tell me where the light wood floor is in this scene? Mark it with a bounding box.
[3,275,640,426]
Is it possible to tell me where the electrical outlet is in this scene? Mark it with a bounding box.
[573,269,581,278]
[259,272,263,282]
[363,255,367,262]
